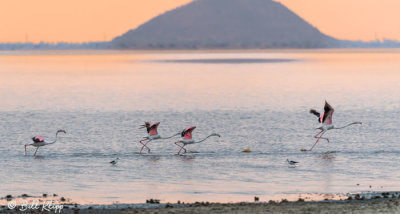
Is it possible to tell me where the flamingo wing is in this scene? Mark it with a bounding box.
[181,126,196,140]
[322,101,334,125]
[148,122,160,136]
[139,122,151,132]
[32,136,44,143]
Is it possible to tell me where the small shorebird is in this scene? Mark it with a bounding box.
[139,122,180,154]
[24,130,66,156]
[287,159,299,165]
[110,158,119,165]
[309,101,362,151]
[174,126,220,155]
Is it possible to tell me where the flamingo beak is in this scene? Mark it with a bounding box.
[139,125,146,129]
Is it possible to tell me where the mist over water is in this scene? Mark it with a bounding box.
[0,50,399,204]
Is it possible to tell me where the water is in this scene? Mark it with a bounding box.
[0,49,399,204]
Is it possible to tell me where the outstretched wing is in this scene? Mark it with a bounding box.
[148,122,160,136]
[181,126,196,140]
[139,122,151,132]
[309,109,320,118]
[322,101,334,125]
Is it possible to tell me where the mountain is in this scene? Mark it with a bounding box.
[112,0,339,49]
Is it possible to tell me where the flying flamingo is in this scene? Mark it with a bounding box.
[308,101,362,151]
[174,126,221,155]
[24,130,67,156]
[139,122,180,154]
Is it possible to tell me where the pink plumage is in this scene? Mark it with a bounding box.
[322,101,334,125]
[32,136,44,143]
[148,122,160,136]
[181,126,196,140]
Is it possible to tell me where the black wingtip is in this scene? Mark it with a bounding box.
[309,109,320,117]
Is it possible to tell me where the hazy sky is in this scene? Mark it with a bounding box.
[1,0,399,43]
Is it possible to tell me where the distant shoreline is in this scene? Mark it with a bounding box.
[1,39,400,51]
[1,48,400,55]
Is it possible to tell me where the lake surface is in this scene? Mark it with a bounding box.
[0,49,399,204]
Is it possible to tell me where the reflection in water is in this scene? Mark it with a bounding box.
[179,155,196,162]
[318,151,336,199]
[141,155,162,162]
[33,155,46,160]
[319,151,337,161]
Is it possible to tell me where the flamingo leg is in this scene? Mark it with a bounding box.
[174,142,186,155]
[144,140,152,153]
[178,146,187,155]
[310,131,326,151]
[314,131,329,142]
[33,147,39,156]
[174,142,183,154]
[24,145,27,156]
[139,139,151,154]
[181,146,187,155]
[139,139,147,154]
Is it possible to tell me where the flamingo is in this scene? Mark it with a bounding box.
[24,130,67,156]
[174,126,221,155]
[139,122,180,154]
[308,101,362,151]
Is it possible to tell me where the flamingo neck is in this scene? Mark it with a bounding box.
[194,134,215,144]
[48,132,61,144]
[160,133,180,139]
[334,122,361,129]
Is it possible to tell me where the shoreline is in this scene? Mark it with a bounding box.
[1,191,400,213]
[2,198,400,214]
[118,198,400,214]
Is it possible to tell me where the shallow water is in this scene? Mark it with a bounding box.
[0,49,399,204]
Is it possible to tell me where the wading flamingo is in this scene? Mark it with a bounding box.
[174,126,221,155]
[309,101,361,151]
[24,130,67,156]
[139,122,180,154]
